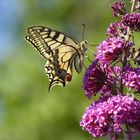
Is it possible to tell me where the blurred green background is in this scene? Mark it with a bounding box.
[0,0,139,140]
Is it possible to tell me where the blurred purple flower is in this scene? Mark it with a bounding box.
[122,66,140,92]
[111,2,126,17]
[83,60,106,99]
[122,13,140,31]
[106,21,128,38]
[80,95,140,138]
[96,37,133,65]
[83,59,122,98]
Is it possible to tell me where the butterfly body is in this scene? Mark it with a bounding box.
[25,26,88,91]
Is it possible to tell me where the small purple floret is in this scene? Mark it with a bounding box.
[111,2,126,17]
[96,37,133,65]
[122,13,140,31]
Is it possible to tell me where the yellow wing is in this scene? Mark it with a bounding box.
[25,26,85,91]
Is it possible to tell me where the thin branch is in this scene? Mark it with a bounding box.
[131,0,138,12]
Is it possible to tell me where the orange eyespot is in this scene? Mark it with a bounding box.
[66,73,72,81]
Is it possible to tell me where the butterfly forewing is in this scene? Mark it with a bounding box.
[25,26,87,90]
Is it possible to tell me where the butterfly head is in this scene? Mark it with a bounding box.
[80,40,88,55]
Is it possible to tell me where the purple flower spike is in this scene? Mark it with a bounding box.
[80,95,140,138]
[122,66,140,92]
[111,2,126,17]
[122,13,140,31]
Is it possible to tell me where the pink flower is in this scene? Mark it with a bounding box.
[96,37,133,65]
[111,2,126,17]
[106,22,129,38]
[80,95,140,138]
[122,13,140,31]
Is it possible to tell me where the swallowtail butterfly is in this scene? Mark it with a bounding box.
[25,26,88,91]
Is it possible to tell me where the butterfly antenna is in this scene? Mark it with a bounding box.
[81,24,86,40]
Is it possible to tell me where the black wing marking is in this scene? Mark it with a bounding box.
[44,49,69,91]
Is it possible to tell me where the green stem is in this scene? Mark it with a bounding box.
[120,0,138,94]
[131,0,138,12]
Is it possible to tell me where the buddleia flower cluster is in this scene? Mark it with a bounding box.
[80,1,140,140]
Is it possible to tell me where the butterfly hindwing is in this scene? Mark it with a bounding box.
[44,49,68,91]
[25,26,87,90]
